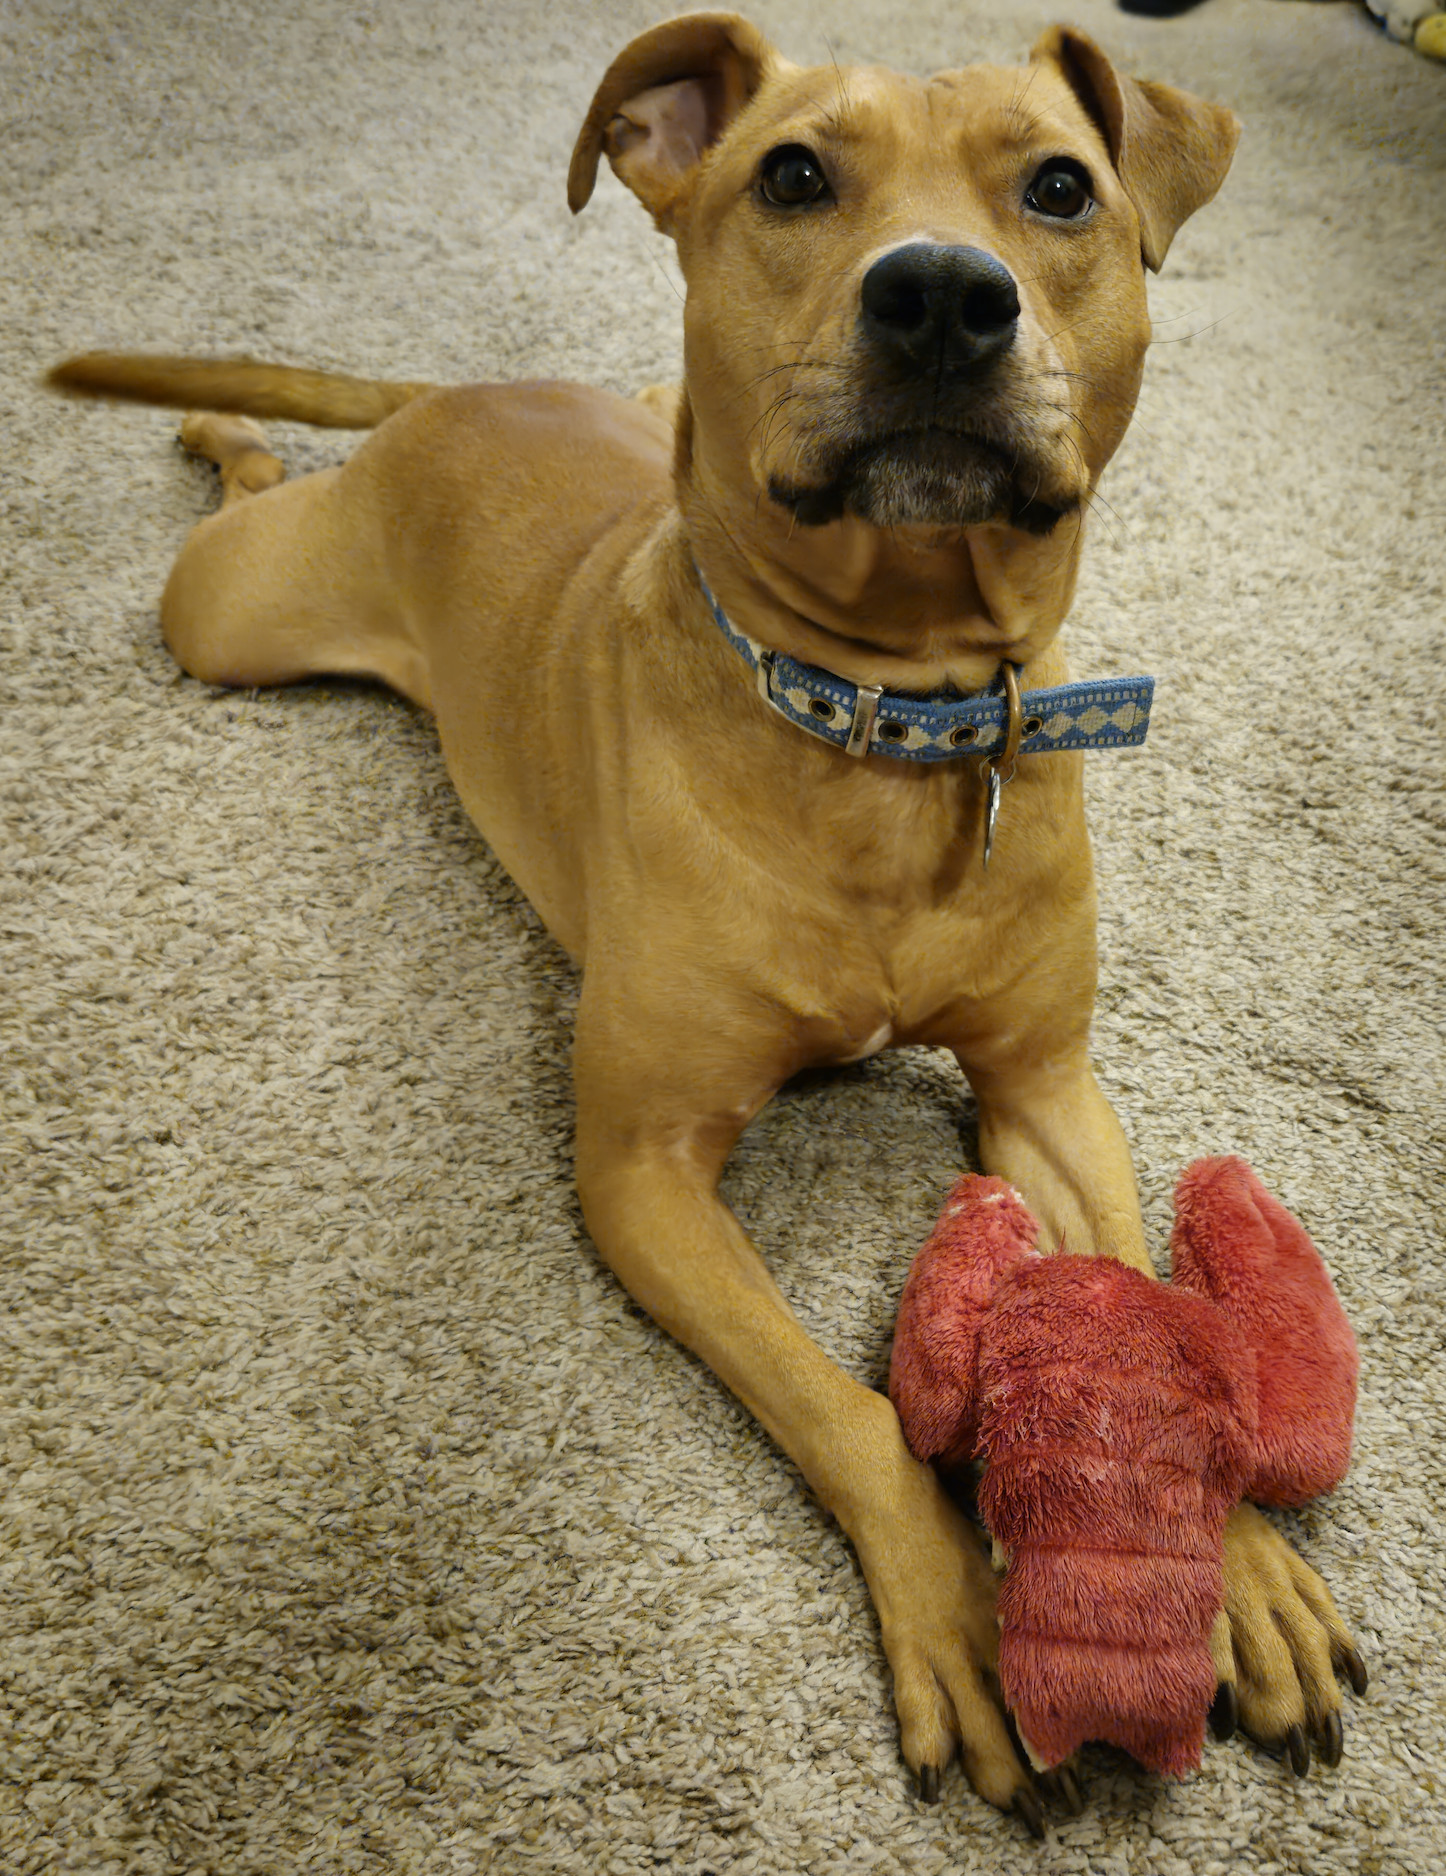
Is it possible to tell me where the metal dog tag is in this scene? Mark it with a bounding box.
[981,663,1024,871]
[982,763,1005,869]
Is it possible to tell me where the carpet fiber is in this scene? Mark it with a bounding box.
[3,1,1443,1871]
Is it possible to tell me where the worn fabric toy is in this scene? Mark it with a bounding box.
[889,1158,1358,1776]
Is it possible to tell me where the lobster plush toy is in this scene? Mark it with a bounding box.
[888,1157,1358,1777]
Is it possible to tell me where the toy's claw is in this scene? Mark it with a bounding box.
[1172,1157,1358,1507]
[1284,1724,1310,1777]
[1012,1789,1046,1839]
[1317,1710,1344,1769]
[1209,1682,1239,1741]
[1339,1644,1369,1697]
[917,1764,941,1805]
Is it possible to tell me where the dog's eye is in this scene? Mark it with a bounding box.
[1026,162,1093,221]
[759,144,831,208]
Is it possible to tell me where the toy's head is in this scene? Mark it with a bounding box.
[888,1159,1357,1775]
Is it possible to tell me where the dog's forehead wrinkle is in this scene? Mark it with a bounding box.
[929,63,1049,124]
[764,63,968,147]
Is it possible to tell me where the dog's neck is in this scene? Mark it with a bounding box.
[680,420,1084,696]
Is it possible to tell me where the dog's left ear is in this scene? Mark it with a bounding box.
[568,12,775,228]
[1032,26,1241,272]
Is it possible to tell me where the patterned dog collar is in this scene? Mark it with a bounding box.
[697,569,1154,763]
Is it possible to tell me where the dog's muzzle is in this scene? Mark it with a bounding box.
[767,243,1058,531]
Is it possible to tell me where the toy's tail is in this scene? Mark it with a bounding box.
[46,352,434,429]
[979,1254,1258,1777]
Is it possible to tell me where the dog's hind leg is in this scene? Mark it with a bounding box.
[633,383,681,425]
[178,411,287,506]
[159,418,432,708]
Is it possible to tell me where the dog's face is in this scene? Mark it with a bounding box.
[672,56,1155,539]
[570,15,1238,669]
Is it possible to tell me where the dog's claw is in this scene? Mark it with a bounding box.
[918,1764,940,1805]
[1284,1724,1310,1777]
[1341,1645,1369,1697]
[1209,1682,1239,1741]
[1047,1766,1085,1815]
[1317,1710,1344,1769]
[1012,1789,1046,1839]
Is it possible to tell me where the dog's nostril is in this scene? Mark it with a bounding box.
[961,275,1020,335]
[866,277,928,333]
[861,249,933,332]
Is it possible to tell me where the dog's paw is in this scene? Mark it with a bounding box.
[1214,1502,1367,1773]
[633,382,682,425]
[860,1448,1047,1830]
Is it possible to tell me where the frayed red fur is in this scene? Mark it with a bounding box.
[1172,1157,1357,1505]
[888,1161,1357,1776]
[887,1176,1039,1468]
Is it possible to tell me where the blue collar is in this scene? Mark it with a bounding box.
[697,569,1153,763]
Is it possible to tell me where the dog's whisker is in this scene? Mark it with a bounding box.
[1044,308,1114,349]
[646,249,686,307]
[1148,313,1234,345]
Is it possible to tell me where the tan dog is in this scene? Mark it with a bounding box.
[50,13,1367,1828]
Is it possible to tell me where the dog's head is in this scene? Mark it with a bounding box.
[571,14,1238,572]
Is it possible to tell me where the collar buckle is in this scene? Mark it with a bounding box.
[845,684,884,758]
[756,647,779,711]
[759,648,882,758]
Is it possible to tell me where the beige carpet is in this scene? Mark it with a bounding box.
[3,1,1443,1870]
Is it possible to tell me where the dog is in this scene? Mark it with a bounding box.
[48,11,1367,1829]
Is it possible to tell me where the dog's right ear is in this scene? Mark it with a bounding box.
[567,12,774,227]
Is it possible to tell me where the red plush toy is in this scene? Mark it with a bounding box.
[888,1158,1358,1777]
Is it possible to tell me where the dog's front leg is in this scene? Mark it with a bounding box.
[962,1037,1367,1772]
[572,998,1039,1826]
[966,1041,1152,1269]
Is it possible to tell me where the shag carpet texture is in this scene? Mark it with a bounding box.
[3,1,1443,1871]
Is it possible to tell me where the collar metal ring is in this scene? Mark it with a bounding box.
[989,663,1024,784]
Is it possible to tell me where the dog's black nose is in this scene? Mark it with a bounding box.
[860,243,1020,375]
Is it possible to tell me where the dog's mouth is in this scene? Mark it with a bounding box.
[768,428,1074,536]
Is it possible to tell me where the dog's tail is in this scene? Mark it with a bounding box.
[45,352,433,430]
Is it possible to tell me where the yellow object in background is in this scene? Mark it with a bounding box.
[1416,11,1446,56]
